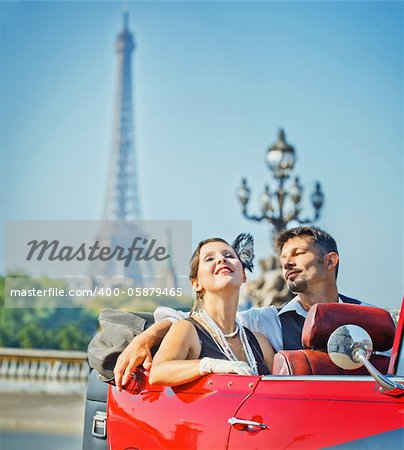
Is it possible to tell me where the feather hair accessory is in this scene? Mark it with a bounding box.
[231,233,255,273]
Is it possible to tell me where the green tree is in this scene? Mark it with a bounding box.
[18,322,47,348]
[0,276,98,351]
[57,324,90,350]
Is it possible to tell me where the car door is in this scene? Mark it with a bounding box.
[227,303,404,450]
[107,370,262,450]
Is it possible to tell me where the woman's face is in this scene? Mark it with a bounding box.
[193,241,245,296]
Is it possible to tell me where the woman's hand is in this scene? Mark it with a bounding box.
[113,319,173,391]
[114,333,153,391]
[199,357,255,375]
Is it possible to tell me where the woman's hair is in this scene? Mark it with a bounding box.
[189,237,230,312]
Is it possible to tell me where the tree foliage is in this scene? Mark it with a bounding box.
[0,277,98,351]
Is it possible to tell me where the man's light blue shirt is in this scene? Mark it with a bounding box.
[238,297,314,352]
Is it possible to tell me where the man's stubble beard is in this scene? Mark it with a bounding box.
[286,278,308,294]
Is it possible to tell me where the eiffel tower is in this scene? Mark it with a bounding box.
[95,8,143,284]
[104,8,140,221]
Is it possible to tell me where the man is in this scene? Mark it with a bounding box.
[242,225,361,351]
[114,226,363,390]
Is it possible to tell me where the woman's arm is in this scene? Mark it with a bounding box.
[148,320,202,386]
[253,332,275,372]
[149,321,257,386]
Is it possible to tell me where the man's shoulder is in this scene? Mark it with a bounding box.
[239,305,278,319]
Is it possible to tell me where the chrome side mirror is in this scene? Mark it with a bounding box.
[327,325,404,397]
[328,324,372,370]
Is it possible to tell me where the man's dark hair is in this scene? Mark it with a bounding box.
[274,226,339,277]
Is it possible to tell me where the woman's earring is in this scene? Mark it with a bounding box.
[192,280,202,293]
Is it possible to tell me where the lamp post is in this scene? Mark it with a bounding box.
[236,129,325,307]
[236,129,324,238]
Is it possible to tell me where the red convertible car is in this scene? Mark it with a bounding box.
[83,301,404,450]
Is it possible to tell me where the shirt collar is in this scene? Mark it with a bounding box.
[277,296,306,317]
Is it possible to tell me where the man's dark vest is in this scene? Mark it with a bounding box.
[279,294,362,350]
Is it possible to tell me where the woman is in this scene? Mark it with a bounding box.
[149,234,275,386]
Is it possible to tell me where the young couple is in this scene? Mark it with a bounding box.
[115,226,363,388]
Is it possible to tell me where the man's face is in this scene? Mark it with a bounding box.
[279,236,327,294]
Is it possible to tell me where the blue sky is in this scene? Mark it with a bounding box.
[1,1,403,308]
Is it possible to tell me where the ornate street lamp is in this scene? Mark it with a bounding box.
[237,129,324,237]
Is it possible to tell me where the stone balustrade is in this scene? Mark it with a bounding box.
[0,348,89,382]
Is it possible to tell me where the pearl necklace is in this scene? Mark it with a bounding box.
[223,324,239,338]
[193,309,258,375]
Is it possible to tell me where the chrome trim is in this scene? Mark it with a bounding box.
[228,417,268,430]
[92,410,107,439]
[261,375,404,382]
[355,351,404,396]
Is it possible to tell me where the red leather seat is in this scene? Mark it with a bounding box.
[272,303,395,376]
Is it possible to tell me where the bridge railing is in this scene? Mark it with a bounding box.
[0,347,89,382]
